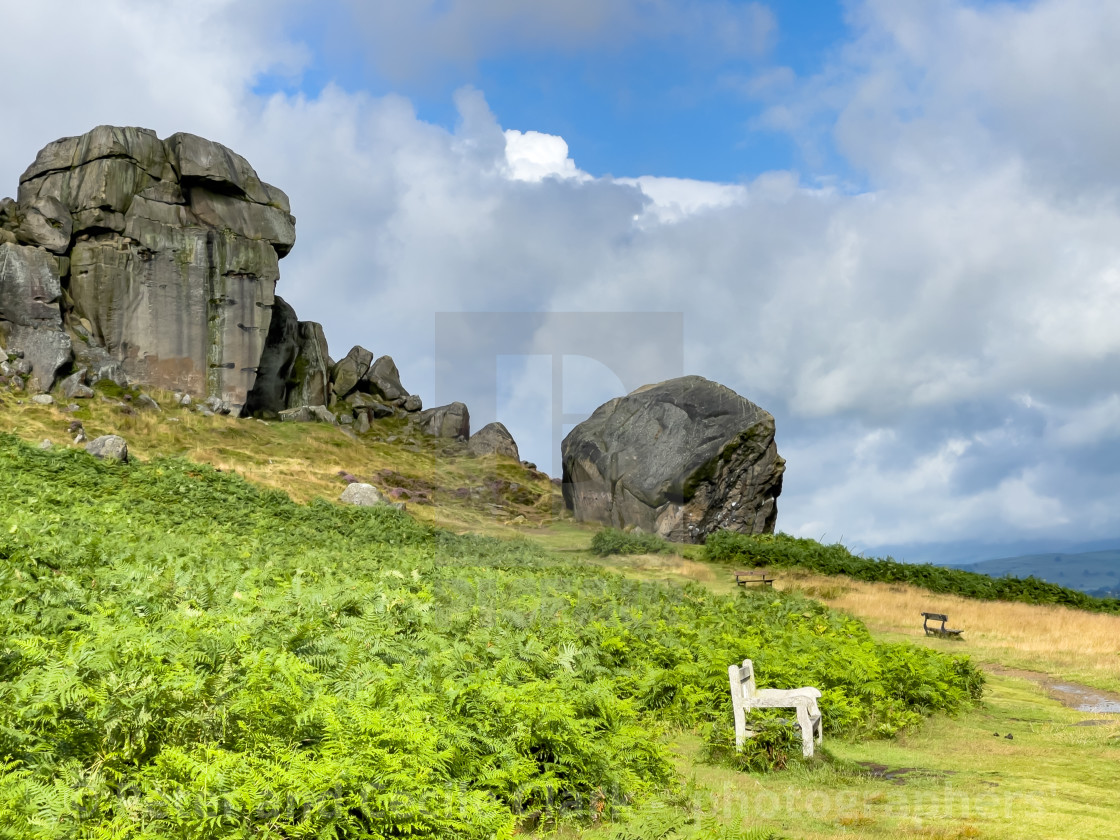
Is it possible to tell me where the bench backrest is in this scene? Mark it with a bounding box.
[921,612,948,621]
[730,658,758,698]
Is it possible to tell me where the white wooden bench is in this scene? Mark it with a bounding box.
[728,658,823,758]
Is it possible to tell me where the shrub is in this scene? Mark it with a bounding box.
[705,531,1120,615]
[591,528,672,556]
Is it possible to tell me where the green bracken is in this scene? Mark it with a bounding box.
[0,435,980,838]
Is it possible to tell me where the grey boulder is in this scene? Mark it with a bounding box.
[561,375,785,543]
[279,404,336,424]
[413,402,470,440]
[330,345,373,398]
[467,421,520,460]
[86,434,128,463]
[339,483,384,507]
[362,355,406,401]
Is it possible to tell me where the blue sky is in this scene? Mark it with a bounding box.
[259,0,849,181]
[2,0,1119,564]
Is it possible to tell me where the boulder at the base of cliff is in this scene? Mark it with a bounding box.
[362,355,406,402]
[331,345,373,399]
[279,405,336,424]
[287,321,331,409]
[467,421,520,460]
[245,296,299,415]
[86,434,128,462]
[561,375,785,543]
[413,402,470,440]
[339,483,384,506]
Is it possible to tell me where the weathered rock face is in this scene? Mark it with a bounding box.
[5,124,296,406]
[561,376,785,543]
[0,243,71,392]
[468,421,520,460]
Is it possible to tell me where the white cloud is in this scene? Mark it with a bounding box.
[503,130,589,183]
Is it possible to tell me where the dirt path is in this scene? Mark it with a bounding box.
[982,663,1120,713]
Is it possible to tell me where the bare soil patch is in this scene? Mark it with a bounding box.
[982,664,1120,713]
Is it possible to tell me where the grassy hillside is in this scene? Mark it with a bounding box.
[957,551,1120,596]
[3,391,1118,839]
[0,431,981,838]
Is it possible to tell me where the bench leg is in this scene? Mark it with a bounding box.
[729,665,747,750]
[796,706,814,758]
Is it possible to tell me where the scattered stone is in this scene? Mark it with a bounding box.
[467,421,520,460]
[73,431,86,444]
[31,394,54,405]
[339,412,354,425]
[339,483,384,507]
[198,408,215,417]
[354,411,371,434]
[68,420,83,434]
[38,439,52,449]
[204,396,231,415]
[60,369,91,399]
[279,404,336,424]
[86,434,128,462]
[137,393,161,411]
[561,375,785,543]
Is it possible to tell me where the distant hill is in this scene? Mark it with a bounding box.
[956,550,1120,596]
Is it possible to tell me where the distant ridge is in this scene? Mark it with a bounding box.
[957,550,1120,596]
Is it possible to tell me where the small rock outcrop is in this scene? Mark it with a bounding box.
[468,421,519,460]
[561,376,785,543]
[86,434,128,462]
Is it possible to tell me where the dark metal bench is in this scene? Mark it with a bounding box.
[735,570,775,587]
[921,612,963,638]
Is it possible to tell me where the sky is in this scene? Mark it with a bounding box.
[2,0,1119,564]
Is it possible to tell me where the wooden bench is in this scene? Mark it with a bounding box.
[734,570,775,587]
[728,658,822,758]
[921,612,963,638]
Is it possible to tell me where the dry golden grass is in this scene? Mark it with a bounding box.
[0,386,564,535]
[775,569,1120,692]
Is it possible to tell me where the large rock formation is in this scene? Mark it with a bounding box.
[1,125,483,445]
[0,125,311,409]
[561,376,785,543]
